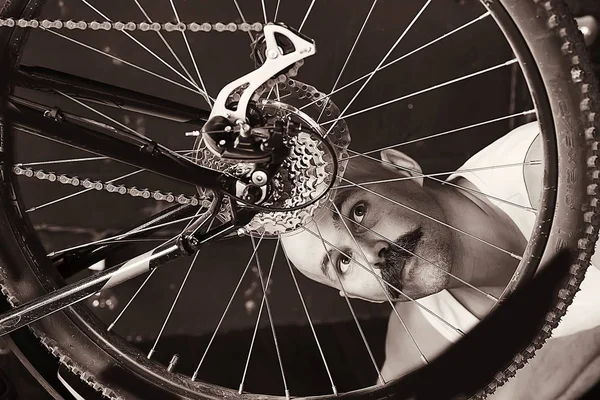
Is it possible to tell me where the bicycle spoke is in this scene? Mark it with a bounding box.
[336,175,523,260]
[274,0,281,22]
[132,0,197,88]
[107,236,178,331]
[334,160,542,189]
[322,203,499,302]
[261,0,268,23]
[43,28,205,96]
[233,0,255,41]
[316,0,378,124]
[16,155,108,167]
[281,245,337,395]
[145,212,216,357]
[147,250,200,359]
[298,11,491,113]
[108,269,157,331]
[251,236,289,399]
[26,168,143,213]
[331,201,428,364]
[80,0,205,94]
[168,0,212,108]
[90,238,172,244]
[349,109,536,158]
[57,90,146,139]
[313,222,385,384]
[47,213,199,257]
[341,148,537,212]
[275,84,281,101]
[298,0,316,32]
[15,149,205,168]
[23,106,189,214]
[321,59,518,127]
[191,232,266,380]
[325,0,432,136]
[238,235,278,395]
[302,226,465,338]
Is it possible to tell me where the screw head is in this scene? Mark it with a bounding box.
[267,48,279,59]
[251,170,268,186]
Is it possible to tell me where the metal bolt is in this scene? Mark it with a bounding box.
[267,48,279,59]
[251,170,268,186]
[219,139,227,146]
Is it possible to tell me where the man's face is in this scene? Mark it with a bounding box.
[282,150,454,302]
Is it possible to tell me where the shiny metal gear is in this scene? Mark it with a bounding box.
[193,79,351,236]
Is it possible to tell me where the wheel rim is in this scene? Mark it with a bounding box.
[0,1,564,398]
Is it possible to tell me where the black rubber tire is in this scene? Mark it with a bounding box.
[0,0,599,399]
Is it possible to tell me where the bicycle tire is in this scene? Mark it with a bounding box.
[0,0,598,399]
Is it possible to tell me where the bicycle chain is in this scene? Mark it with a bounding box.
[12,165,210,207]
[5,17,343,232]
[0,18,263,33]
[11,62,304,216]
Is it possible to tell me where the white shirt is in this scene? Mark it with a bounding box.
[416,122,600,342]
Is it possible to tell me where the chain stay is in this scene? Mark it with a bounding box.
[0,18,263,33]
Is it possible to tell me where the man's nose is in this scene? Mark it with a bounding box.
[354,239,388,269]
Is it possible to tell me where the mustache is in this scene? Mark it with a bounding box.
[381,227,423,298]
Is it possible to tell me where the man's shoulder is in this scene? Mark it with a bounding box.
[472,122,539,165]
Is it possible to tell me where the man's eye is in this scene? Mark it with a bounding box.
[351,202,367,224]
[338,254,351,274]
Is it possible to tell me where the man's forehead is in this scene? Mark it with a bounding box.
[282,220,332,276]
[344,154,384,182]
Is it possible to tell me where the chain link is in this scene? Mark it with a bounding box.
[12,165,210,207]
[0,18,263,33]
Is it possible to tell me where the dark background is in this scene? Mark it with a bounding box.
[1,0,541,397]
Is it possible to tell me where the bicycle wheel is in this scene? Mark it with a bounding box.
[0,0,598,399]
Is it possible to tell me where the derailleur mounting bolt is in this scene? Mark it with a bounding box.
[236,119,251,137]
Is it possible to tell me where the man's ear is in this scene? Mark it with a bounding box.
[380,149,424,187]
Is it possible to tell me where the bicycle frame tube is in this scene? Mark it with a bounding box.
[15,66,211,123]
[0,218,238,337]
[0,194,256,337]
[5,103,226,190]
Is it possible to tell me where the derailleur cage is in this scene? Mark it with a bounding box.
[206,112,306,205]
